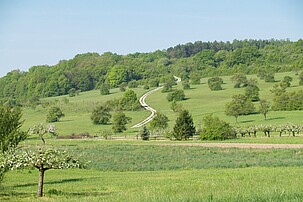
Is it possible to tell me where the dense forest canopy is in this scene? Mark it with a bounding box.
[0,39,302,105]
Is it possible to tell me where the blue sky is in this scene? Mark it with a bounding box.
[0,0,302,77]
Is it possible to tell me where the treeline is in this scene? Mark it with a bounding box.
[0,39,302,105]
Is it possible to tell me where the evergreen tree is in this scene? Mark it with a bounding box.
[140,126,150,140]
[173,110,195,140]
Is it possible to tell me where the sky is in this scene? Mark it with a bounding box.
[0,0,302,77]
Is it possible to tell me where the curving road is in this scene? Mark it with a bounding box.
[131,76,181,128]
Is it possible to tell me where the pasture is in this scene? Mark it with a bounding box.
[21,71,303,137]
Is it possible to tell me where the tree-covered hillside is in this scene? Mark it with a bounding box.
[0,39,302,105]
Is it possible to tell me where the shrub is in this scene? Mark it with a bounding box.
[128,80,139,88]
[46,107,64,122]
[200,114,235,140]
[167,90,186,102]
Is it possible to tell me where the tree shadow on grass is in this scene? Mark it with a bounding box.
[266,117,285,121]
[13,178,84,188]
[239,120,255,123]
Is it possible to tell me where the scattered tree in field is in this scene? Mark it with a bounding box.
[244,85,260,102]
[46,106,64,122]
[208,77,223,90]
[161,81,173,93]
[230,73,247,88]
[68,88,76,97]
[167,90,186,101]
[173,110,195,140]
[120,90,140,111]
[170,100,184,113]
[200,114,235,140]
[259,99,271,120]
[190,72,201,85]
[182,80,191,90]
[11,148,81,197]
[91,105,112,125]
[112,112,131,133]
[128,80,139,88]
[149,78,160,87]
[225,94,255,123]
[150,112,169,130]
[143,84,150,90]
[29,124,57,145]
[264,72,275,82]
[100,83,110,95]
[0,105,28,182]
[140,126,150,140]
[119,82,127,92]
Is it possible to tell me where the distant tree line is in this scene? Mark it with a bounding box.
[0,39,302,106]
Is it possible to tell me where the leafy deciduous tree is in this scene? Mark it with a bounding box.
[46,106,65,122]
[91,105,112,125]
[112,112,132,133]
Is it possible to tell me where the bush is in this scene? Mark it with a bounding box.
[167,90,186,102]
[128,80,139,88]
[91,105,111,125]
[68,88,76,97]
[100,83,110,95]
[200,114,235,140]
[208,77,223,91]
[46,107,64,122]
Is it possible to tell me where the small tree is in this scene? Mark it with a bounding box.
[299,71,303,86]
[259,99,271,120]
[173,110,195,140]
[200,114,235,140]
[112,112,132,133]
[190,72,201,85]
[161,81,173,93]
[150,112,169,130]
[230,73,247,88]
[91,105,112,125]
[100,83,110,95]
[182,80,191,90]
[120,90,140,111]
[149,79,160,87]
[167,90,186,102]
[46,106,64,122]
[170,100,184,113]
[140,126,150,140]
[68,88,76,97]
[29,124,57,145]
[208,77,223,91]
[244,85,260,102]
[128,80,139,88]
[283,76,293,87]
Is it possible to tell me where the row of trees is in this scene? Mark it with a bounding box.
[1,39,302,104]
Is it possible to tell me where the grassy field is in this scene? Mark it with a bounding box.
[21,71,303,137]
[2,138,303,201]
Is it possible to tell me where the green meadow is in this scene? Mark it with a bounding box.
[3,71,303,201]
[21,71,303,137]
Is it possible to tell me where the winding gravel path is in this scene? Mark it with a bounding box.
[131,76,181,128]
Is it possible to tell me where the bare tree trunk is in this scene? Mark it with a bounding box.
[37,168,45,197]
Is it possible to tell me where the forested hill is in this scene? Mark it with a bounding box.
[1,39,302,104]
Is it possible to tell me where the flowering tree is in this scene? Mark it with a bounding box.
[29,124,57,144]
[11,148,81,197]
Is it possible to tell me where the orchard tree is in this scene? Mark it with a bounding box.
[225,94,255,123]
[167,90,186,101]
[150,112,169,130]
[11,148,81,197]
[46,106,64,122]
[91,105,112,125]
[173,109,195,140]
[208,77,223,91]
[29,124,57,145]
[259,99,271,120]
[112,112,132,133]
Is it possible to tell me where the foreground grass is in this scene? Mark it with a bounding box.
[2,167,303,201]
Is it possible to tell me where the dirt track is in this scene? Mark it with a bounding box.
[159,143,303,149]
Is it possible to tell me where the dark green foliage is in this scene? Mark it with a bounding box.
[119,82,127,92]
[149,79,160,87]
[143,84,150,90]
[100,83,110,95]
[264,72,275,82]
[230,73,247,88]
[208,77,223,91]
[0,105,27,153]
[91,105,111,125]
[68,88,76,97]
[161,82,173,93]
[173,110,195,140]
[128,80,139,88]
[120,90,140,111]
[244,85,260,102]
[200,114,235,140]
[46,107,65,122]
[140,126,150,140]
[225,94,255,122]
[283,76,293,87]
[182,80,191,90]
[272,90,303,111]
[167,90,186,102]
[112,112,131,133]
[299,72,303,86]
[150,112,169,130]
[190,72,201,85]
